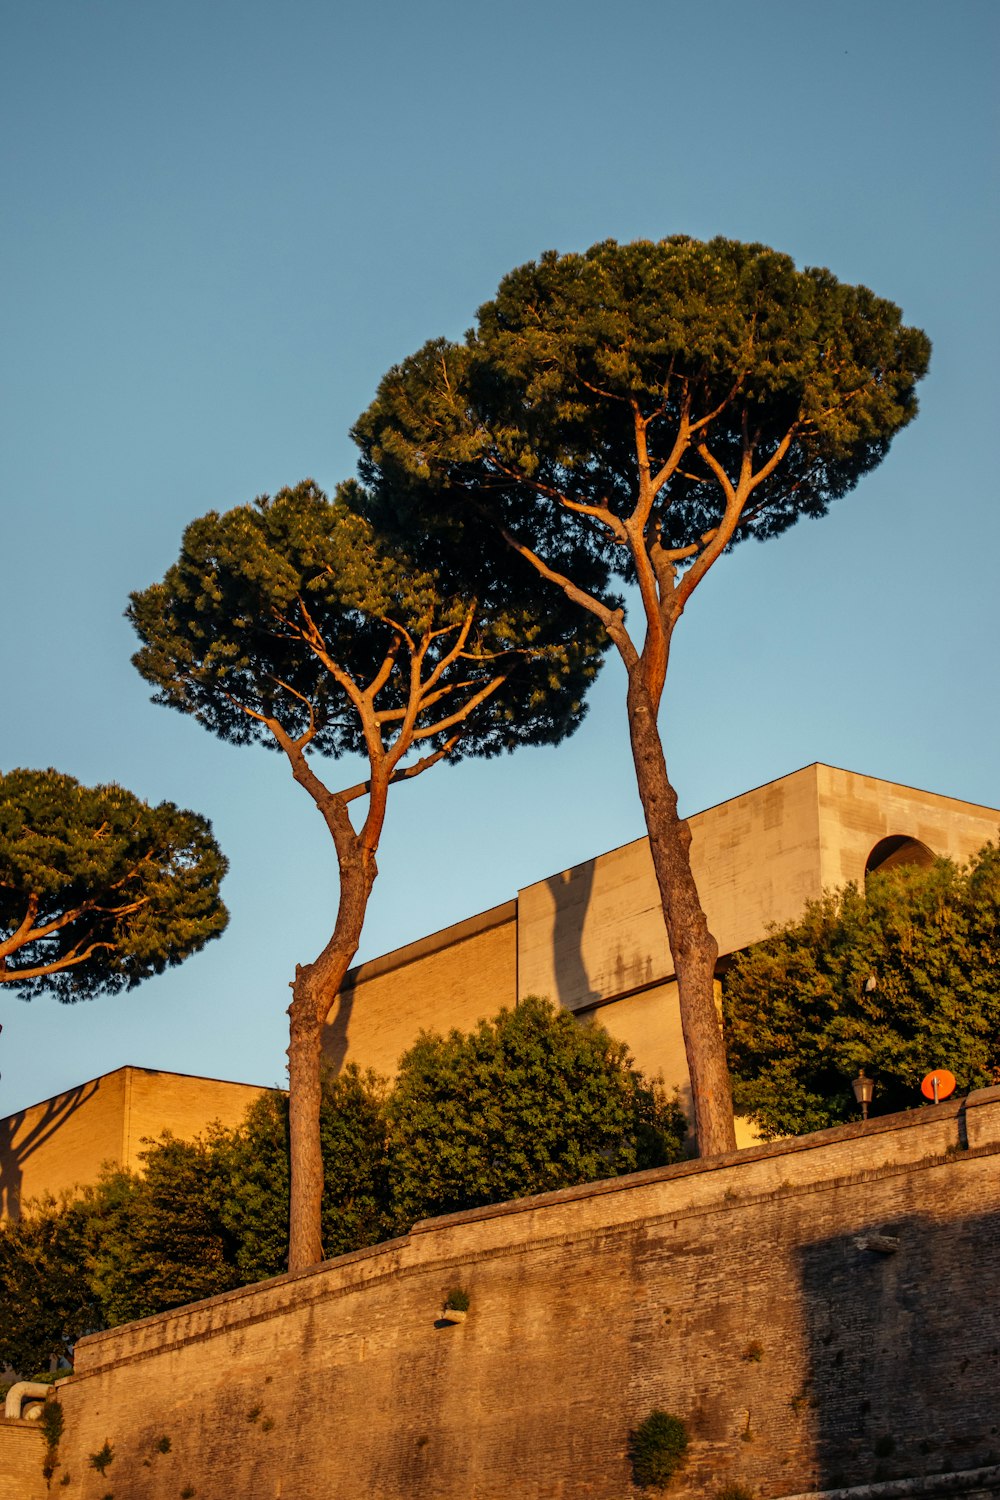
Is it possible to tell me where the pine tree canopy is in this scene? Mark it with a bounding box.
[0,768,228,1000]
[128,479,602,765]
[352,236,930,591]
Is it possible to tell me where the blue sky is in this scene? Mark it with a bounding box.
[2,0,998,1115]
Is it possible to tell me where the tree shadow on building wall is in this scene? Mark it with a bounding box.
[545,864,601,1012]
[795,1205,1000,1489]
[322,982,355,1076]
[0,1078,99,1218]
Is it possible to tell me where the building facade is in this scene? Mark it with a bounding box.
[3,763,997,1212]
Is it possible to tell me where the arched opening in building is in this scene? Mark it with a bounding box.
[864,834,936,879]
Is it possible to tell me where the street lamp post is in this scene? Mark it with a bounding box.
[852,1069,874,1122]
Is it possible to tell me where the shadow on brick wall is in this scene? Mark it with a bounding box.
[796,1206,1000,1489]
[0,1078,98,1218]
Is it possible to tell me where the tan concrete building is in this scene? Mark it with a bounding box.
[3,763,997,1210]
[324,763,1000,1114]
[0,1066,270,1218]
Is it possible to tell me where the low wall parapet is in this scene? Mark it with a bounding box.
[46,1087,1000,1498]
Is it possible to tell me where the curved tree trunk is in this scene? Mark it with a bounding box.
[626,671,737,1156]
[286,851,375,1273]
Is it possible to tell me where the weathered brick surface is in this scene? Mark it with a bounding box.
[40,1091,1000,1499]
[0,1421,47,1498]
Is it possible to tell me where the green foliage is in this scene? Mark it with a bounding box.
[354,236,929,596]
[213,1066,392,1281]
[89,1441,114,1474]
[716,1485,755,1500]
[443,1287,470,1312]
[1,1004,682,1364]
[388,996,686,1226]
[80,1069,388,1327]
[0,1195,103,1371]
[0,769,227,1000]
[724,843,1000,1138]
[39,1399,64,1447]
[627,1409,689,1489]
[128,480,601,765]
[85,1139,240,1325]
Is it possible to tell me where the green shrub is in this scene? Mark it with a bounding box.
[39,1400,64,1447]
[443,1287,470,1312]
[390,997,686,1227]
[89,1441,114,1474]
[628,1409,689,1489]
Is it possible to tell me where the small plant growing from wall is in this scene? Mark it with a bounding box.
[40,1399,64,1484]
[155,1434,172,1454]
[627,1410,689,1489]
[89,1441,114,1475]
[716,1485,756,1500]
[741,1341,764,1363]
[439,1287,471,1324]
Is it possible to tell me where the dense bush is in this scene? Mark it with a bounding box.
[388,996,686,1226]
[0,1194,101,1373]
[724,842,1000,1138]
[628,1409,689,1488]
[1,1001,676,1372]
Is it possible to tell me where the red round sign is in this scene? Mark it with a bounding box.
[921,1069,956,1102]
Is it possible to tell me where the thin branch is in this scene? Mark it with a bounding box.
[0,941,116,983]
[410,672,510,740]
[486,456,628,543]
[337,733,465,802]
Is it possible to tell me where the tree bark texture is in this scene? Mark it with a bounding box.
[286,851,375,1273]
[625,671,737,1157]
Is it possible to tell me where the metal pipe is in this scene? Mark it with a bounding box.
[4,1382,52,1420]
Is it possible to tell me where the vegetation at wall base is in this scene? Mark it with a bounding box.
[129,479,602,1272]
[723,843,1000,1138]
[627,1409,689,1488]
[0,1000,675,1373]
[388,996,686,1226]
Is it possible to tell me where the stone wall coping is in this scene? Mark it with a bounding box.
[777,1459,1000,1497]
[408,1085,1000,1235]
[71,1087,1000,1379]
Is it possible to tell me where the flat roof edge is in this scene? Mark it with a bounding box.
[342,899,518,988]
[2,1065,276,1125]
